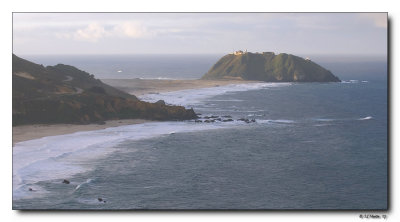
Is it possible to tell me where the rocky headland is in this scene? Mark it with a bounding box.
[202,51,340,82]
[12,54,197,126]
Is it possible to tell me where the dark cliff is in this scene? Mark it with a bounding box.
[12,54,197,125]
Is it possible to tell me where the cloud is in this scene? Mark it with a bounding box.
[13,13,387,55]
[358,13,387,28]
[64,21,154,42]
[113,21,154,38]
[73,23,106,42]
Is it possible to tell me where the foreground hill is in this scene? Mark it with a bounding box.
[13,54,197,125]
[202,52,340,82]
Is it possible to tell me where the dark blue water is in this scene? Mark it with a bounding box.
[13,55,387,210]
[20,54,222,79]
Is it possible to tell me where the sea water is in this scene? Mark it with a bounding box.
[21,54,221,80]
[13,55,387,209]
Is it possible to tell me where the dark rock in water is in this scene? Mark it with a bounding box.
[238,118,252,123]
[204,119,216,123]
[98,198,103,202]
[222,119,234,122]
[28,188,33,191]
[195,120,202,123]
[204,116,211,119]
[251,119,256,122]
[155,100,166,106]
[210,115,219,119]
[196,113,202,116]
[62,179,70,184]
[222,115,232,118]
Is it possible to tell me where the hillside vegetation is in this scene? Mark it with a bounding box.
[13,54,197,125]
[202,52,340,82]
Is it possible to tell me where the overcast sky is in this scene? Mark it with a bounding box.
[13,13,387,56]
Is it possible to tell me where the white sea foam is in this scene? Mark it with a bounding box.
[14,82,292,200]
[314,124,331,127]
[75,178,95,191]
[257,119,295,124]
[138,77,178,80]
[341,80,359,84]
[247,114,265,117]
[315,118,336,122]
[314,116,373,122]
[12,121,235,200]
[139,82,291,107]
[359,116,373,120]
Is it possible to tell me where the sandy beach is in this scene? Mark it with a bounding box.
[102,78,260,96]
[12,119,151,146]
[13,79,259,145]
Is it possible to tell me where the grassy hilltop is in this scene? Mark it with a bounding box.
[202,52,340,82]
[12,54,197,125]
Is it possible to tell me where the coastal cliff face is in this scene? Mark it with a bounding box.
[202,52,340,82]
[12,54,197,125]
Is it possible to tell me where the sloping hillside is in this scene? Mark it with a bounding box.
[202,52,340,82]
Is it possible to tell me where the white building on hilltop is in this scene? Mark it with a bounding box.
[233,49,247,55]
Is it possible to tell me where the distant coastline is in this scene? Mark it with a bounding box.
[11,52,348,144]
[13,78,259,144]
[102,78,261,96]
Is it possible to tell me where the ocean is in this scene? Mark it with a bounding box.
[13,54,387,210]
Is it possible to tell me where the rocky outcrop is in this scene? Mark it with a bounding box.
[202,52,340,82]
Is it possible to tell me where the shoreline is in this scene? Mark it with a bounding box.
[12,119,152,146]
[102,78,261,96]
[12,79,260,145]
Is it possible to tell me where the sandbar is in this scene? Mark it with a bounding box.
[102,78,260,96]
[13,79,260,145]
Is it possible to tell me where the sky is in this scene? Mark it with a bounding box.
[12,13,387,56]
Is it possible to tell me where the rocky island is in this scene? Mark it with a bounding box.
[202,51,340,82]
[12,54,197,126]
